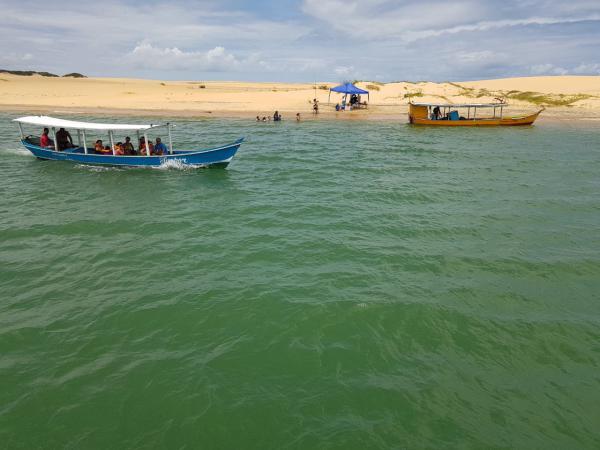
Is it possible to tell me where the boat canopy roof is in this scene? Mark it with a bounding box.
[330,83,369,95]
[13,116,165,131]
[411,102,507,108]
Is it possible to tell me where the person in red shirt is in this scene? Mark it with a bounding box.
[40,128,54,148]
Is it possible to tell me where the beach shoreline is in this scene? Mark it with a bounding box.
[1,74,600,123]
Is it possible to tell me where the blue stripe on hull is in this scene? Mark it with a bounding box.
[21,138,243,168]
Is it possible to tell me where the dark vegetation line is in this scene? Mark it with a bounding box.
[0,69,86,78]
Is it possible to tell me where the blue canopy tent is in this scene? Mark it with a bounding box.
[328,83,370,106]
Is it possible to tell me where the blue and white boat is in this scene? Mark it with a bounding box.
[13,116,243,168]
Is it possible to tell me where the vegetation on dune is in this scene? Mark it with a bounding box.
[1,69,88,78]
[0,69,59,77]
[404,90,424,99]
[447,82,592,106]
[503,91,592,106]
[366,84,381,91]
[318,85,329,90]
[431,94,450,102]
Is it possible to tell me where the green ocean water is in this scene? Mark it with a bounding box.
[0,112,599,449]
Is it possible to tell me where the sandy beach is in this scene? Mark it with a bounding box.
[1,73,600,122]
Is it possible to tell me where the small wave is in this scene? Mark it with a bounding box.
[156,159,207,170]
[2,147,31,156]
[74,164,125,172]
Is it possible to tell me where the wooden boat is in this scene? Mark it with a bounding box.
[13,116,244,168]
[408,102,543,127]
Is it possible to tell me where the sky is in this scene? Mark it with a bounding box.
[2,0,600,82]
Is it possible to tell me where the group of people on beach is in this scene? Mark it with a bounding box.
[40,128,168,155]
[255,99,319,123]
[256,111,283,122]
[335,94,365,111]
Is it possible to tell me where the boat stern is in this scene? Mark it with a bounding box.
[408,103,429,124]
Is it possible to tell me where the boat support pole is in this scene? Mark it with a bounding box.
[18,123,24,140]
[52,127,58,151]
[109,130,115,155]
[144,133,150,156]
[82,130,88,154]
[77,130,82,147]
[168,124,173,155]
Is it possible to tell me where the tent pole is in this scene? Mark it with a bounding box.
[168,124,173,155]
[109,130,115,155]
[82,130,88,154]
[144,133,150,156]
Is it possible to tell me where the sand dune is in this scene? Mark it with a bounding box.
[1,73,599,120]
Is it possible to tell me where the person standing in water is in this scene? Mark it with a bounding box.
[312,98,319,115]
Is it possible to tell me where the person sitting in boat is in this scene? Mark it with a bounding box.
[138,138,154,155]
[139,136,154,154]
[432,106,442,120]
[114,142,125,155]
[55,127,73,151]
[153,137,168,155]
[122,136,135,155]
[40,128,54,149]
[94,140,111,154]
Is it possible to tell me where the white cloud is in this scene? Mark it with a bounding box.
[334,66,355,77]
[1,0,600,82]
[129,43,245,72]
[302,0,600,42]
[456,51,498,63]
[530,63,569,75]
[572,63,600,74]
[0,52,36,66]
